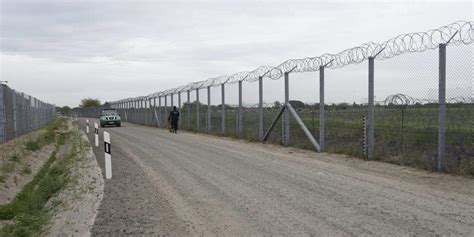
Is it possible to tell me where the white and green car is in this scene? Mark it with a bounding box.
[99,109,121,127]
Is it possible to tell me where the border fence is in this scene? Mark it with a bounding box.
[0,84,56,144]
[78,21,473,174]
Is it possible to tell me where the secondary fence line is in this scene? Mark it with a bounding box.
[0,84,56,144]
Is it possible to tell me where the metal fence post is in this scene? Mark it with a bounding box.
[171,93,174,108]
[27,95,31,132]
[143,100,146,124]
[319,66,325,151]
[164,95,168,126]
[0,85,4,143]
[143,99,146,125]
[135,100,139,123]
[187,90,190,129]
[158,96,162,127]
[19,92,24,135]
[207,86,211,134]
[34,98,38,130]
[149,98,153,126]
[258,76,264,140]
[129,100,132,113]
[128,101,131,122]
[130,99,137,123]
[438,43,446,171]
[367,57,375,160]
[141,100,143,123]
[238,80,243,138]
[284,72,290,146]
[221,84,225,135]
[134,100,137,123]
[196,88,200,131]
[131,100,134,123]
[153,97,157,126]
[12,90,17,138]
[177,92,181,128]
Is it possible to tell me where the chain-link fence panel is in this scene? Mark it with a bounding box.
[0,84,56,144]
[445,44,473,173]
[377,47,440,170]
[241,106,259,141]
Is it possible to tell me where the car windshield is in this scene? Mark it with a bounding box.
[101,110,119,116]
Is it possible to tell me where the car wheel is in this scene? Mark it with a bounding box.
[117,123,121,127]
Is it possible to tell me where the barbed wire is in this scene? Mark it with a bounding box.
[112,21,473,105]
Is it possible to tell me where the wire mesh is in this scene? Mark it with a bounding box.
[375,48,439,169]
[0,85,56,144]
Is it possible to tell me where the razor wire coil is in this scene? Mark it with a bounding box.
[112,21,473,105]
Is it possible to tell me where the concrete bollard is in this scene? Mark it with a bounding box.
[104,131,112,179]
[86,119,89,134]
[94,123,99,147]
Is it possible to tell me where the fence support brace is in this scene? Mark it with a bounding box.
[286,103,321,152]
[262,106,285,142]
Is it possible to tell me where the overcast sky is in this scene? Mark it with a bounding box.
[0,0,472,107]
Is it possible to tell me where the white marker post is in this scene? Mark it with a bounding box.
[104,131,112,179]
[86,119,90,134]
[94,123,99,147]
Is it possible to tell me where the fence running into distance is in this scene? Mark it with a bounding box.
[0,84,56,143]
[74,21,473,174]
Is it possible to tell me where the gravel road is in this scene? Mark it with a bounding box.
[80,119,474,236]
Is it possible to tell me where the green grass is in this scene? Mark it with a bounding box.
[9,154,20,162]
[123,104,473,175]
[24,118,64,153]
[0,118,73,237]
[24,140,40,152]
[180,105,474,175]
[1,162,15,174]
[21,165,32,175]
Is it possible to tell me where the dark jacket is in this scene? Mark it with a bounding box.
[168,110,180,122]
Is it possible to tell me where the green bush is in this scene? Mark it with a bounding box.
[9,153,20,162]
[24,140,40,152]
[21,166,32,175]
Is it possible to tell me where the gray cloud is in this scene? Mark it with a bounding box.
[0,0,472,106]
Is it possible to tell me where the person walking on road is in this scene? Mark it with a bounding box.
[168,106,180,133]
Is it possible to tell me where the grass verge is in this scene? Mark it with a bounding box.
[0,118,65,180]
[0,118,79,237]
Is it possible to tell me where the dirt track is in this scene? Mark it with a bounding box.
[80,119,474,236]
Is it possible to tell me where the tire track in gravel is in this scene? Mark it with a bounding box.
[79,119,474,236]
[111,124,472,235]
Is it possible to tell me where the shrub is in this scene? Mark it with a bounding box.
[21,166,32,175]
[25,140,40,152]
[9,153,20,162]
